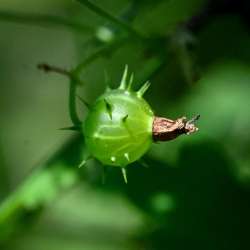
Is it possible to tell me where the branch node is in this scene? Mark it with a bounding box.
[37,63,71,77]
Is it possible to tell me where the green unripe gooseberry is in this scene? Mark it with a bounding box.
[38,63,199,183]
[83,66,153,167]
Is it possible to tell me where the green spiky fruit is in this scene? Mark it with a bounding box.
[83,66,154,167]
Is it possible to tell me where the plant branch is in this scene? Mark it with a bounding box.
[73,37,127,76]
[38,63,71,77]
[76,0,145,41]
[38,63,82,126]
[0,10,93,34]
[69,79,82,126]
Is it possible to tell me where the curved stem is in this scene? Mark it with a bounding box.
[69,79,82,126]
[38,64,82,126]
[0,10,93,34]
[37,63,71,77]
[73,36,127,76]
[76,0,145,41]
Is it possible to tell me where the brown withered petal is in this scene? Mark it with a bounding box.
[152,115,200,142]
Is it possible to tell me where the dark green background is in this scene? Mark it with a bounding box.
[0,0,250,249]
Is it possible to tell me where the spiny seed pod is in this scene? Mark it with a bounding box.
[83,66,199,173]
[84,66,153,167]
[38,64,199,183]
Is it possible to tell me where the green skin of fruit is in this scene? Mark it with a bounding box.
[83,89,154,167]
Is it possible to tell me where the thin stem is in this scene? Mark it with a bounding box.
[73,37,127,76]
[38,63,82,126]
[76,0,145,41]
[38,35,128,126]
[69,79,82,126]
[38,63,71,77]
[0,10,93,34]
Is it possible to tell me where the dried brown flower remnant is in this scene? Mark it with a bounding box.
[153,115,200,142]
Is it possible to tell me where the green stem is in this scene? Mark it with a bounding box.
[37,64,82,126]
[38,36,127,127]
[70,38,128,123]
[76,0,145,41]
[73,36,127,76]
[69,37,128,125]
[0,10,93,34]
[69,79,82,126]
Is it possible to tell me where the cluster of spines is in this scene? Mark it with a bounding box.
[106,65,151,98]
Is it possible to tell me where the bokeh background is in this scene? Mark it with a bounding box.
[0,0,250,249]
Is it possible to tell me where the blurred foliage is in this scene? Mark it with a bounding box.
[0,0,250,249]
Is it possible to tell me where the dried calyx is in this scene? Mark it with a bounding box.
[153,115,200,142]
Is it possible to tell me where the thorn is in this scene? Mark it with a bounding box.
[121,114,135,139]
[78,159,87,168]
[77,95,90,109]
[78,155,92,168]
[104,99,113,120]
[121,168,128,184]
[119,65,128,90]
[124,153,130,162]
[59,125,81,131]
[122,114,128,123]
[127,73,134,91]
[137,81,151,97]
[122,115,135,139]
